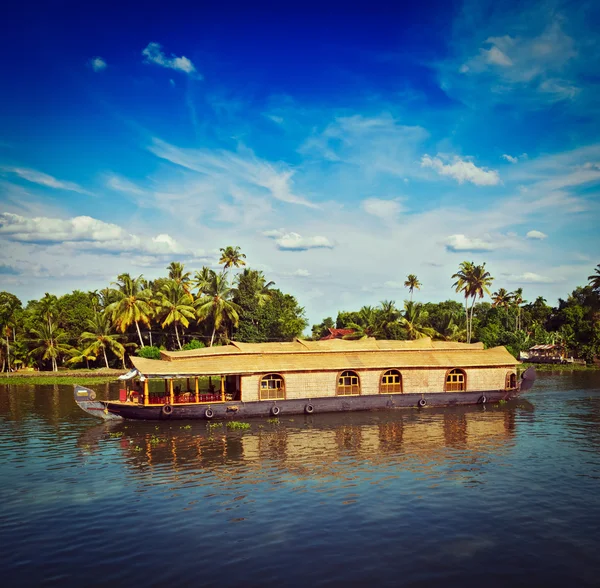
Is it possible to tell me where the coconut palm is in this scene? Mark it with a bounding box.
[29,321,72,372]
[512,288,526,331]
[492,287,513,329]
[234,268,275,307]
[155,282,196,350]
[167,261,192,294]
[193,266,217,296]
[80,312,125,368]
[219,246,246,271]
[344,306,382,339]
[195,272,241,347]
[404,274,422,301]
[37,293,59,329]
[107,273,153,348]
[588,264,600,292]
[452,261,476,343]
[467,263,494,339]
[400,301,437,340]
[66,348,98,369]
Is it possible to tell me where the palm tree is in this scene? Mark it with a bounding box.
[29,321,72,372]
[492,287,513,329]
[452,261,475,343]
[155,282,196,350]
[195,273,241,347]
[344,306,382,339]
[404,274,422,301]
[436,311,467,342]
[588,264,600,292]
[512,288,526,331]
[378,300,400,337]
[467,263,494,340]
[234,268,275,307]
[400,301,437,340]
[107,273,153,348]
[37,293,59,329]
[219,246,246,271]
[193,266,217,296]
[80,312,125,368]
[66,348,97,370]
[167,261,192,294]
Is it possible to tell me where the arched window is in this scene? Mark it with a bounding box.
[337,370,360,396]
[380,370,402,393]
[445,368,466,392]
[260,373,285,400]
[505,372,517,390]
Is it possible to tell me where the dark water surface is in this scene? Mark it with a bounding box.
[1,372,600,587]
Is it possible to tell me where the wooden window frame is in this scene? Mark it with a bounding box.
[444,368,467,392]
[380,369,403,394]
[336,370,361,396]
[505,372,517,390]
[259,373,286,401]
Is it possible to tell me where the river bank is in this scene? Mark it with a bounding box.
[0,369,126,385]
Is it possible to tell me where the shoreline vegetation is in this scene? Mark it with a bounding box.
[0,250,599,373]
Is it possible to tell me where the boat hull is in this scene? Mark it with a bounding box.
[76,388,521,421]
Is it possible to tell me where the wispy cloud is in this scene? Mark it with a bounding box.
[142,42,200,77]
[89,57,107,72]
[502,154,518,164]
[361,198,404,220]
[443,234,506,252]
[148,138,318,208]
[106,174,145,195]
[506,272,561,284]
[421,154,500,186]
[1,166,91,194]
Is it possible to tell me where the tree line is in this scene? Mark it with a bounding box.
[0,256,598,371]
[0,246,307,372]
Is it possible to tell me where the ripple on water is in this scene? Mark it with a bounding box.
[1,373,600,586]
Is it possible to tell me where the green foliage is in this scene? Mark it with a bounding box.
[136,346,162,359]
[226,421,251,430]
[182,339,205,350]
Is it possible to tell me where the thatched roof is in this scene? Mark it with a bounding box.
[131,338,517,377]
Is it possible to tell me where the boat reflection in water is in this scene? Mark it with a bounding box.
[79,403,527,485]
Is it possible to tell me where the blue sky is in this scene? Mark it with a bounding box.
[0,0,599,323]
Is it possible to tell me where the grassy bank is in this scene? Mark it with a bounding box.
[520,362,599,372]
[0,369,125,385]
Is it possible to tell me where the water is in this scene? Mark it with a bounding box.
[1,372,600,587]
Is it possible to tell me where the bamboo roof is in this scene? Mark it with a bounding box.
[132,338,517,377]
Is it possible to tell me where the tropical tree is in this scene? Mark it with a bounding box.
[193,266,216,296]
[167,261,192,294]
[343,306,382,339]
[155,282,196,350]
[400,301,438,340]
[234,269,275,307]
[29,321,72,371]
[107,273,153,348]
[492,288,513,329]
[36,293,59,330]
[0,292,22,372]
[79,312,126,368]
[588,264,600,292]
[452,261,476,343]
[468,263,494,339]
[404,274,422,301]
[512,288,526,331]
[195,272,241,346]
[219,246,246,271]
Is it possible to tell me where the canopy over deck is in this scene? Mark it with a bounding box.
[130,338,517,378]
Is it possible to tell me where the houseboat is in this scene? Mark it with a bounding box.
[74,337,536,421]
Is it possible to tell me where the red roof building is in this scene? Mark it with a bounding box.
[320,328,355,340]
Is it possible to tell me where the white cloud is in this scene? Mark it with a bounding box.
[263,230,333,251]
[1,166,90,194]
[361,198,403,220]
[421,154,500,186]
[507,272,561,284]
[502,154,518,164]
[142,42,199,77]
[0,212,196,256]
[89,57,107,72]
[286,269,311,277]
[443,234,500,252]
[526,230,547,240]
